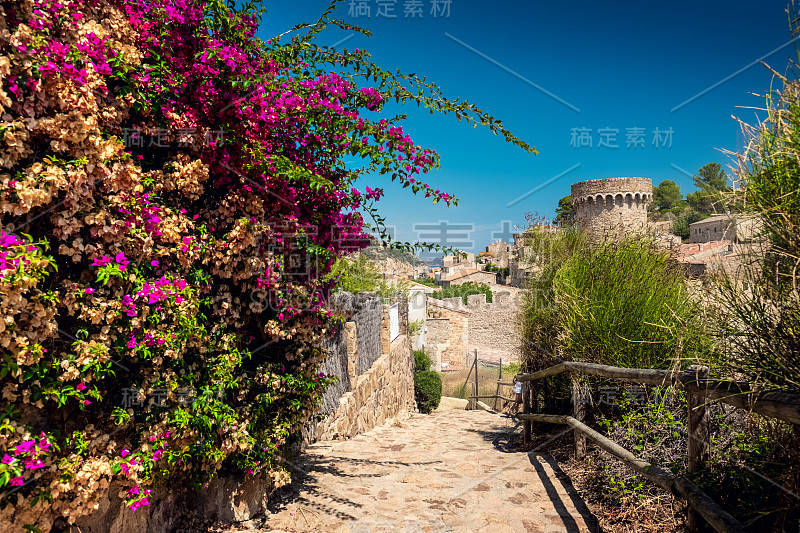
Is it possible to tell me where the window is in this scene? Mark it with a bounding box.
[389,303,400,341]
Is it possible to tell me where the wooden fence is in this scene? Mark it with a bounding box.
[461,350,518,410]
[511,360,800,533]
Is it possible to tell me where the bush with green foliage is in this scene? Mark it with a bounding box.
[412,276,439,288]
[326,254,409,298]
[591,388,687,506]
[412,350,440,412]
[431,282,493,304]
[414,350,432,372]
[413,370,442,414]
[711,13,800,394]
[484,262,510,277]
[518,226,585,363]
[553,238,711,369]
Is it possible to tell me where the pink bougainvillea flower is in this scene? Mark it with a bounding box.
[9,476,24,487]
[24,458,45,470]
[76,382,87,392]
[1,454,13,465]
[14,441,35,455]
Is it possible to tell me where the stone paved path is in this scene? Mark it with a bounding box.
[257,410,598,532]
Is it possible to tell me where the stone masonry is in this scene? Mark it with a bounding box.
[306,294,415,443]
[572,177,652,242]
[426,291,521,369]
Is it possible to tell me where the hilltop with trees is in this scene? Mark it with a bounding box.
[650,162,733,241]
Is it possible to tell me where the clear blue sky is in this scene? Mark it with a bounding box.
[260,0,796,256]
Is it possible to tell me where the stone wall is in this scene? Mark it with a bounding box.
[464,293,520,355]
[572,177,652,242]
[305,293,415,443]
[70,470,275,533]
[309,333,415,441]
[317,320,350,414]
[426,291,521,368]
[424,317,449,370]
[425,302,469,368]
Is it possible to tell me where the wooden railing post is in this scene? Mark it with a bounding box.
[572,377,587,460]
[523,381,532,445]
[687,365,709,532]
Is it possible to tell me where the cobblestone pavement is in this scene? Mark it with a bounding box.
[255,410,598,532]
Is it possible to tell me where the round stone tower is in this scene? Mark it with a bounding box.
[571,177,653,242]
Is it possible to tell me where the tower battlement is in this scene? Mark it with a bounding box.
[571,177,653,241]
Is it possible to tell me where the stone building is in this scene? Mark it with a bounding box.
[425,290,521,370]
[571,177,653,242]
[485,239,515,268]
[689,214,763,244]
[507,227,557,288]
[443,251,475,266]
[440,269,497,287]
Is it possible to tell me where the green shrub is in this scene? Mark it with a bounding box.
[326,254,410,297]
[431,281,492,304]
[553,238,710,369]
[715,42,800,393]
[517,226,587,408]
[414,349,432,372]
[414,370,442,413]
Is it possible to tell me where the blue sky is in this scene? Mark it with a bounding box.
[260,0,796,256]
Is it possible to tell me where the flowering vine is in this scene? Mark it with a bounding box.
[0,0,533,530]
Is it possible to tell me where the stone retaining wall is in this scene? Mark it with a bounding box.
[309,333,415,441]
[71,469,275,533]
[305,293,415,443]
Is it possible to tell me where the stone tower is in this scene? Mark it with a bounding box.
[571,177,653,242]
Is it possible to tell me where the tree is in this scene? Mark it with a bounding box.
[653,180,683,211]
[686,163,730,215]
[555,195,576,226]
[672,210,707,240]
[693,162,729,192]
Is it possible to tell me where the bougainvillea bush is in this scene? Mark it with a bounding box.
[0,0,533,529]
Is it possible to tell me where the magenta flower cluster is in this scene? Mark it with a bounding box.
[0,230,39,278]
[2,434,52,487]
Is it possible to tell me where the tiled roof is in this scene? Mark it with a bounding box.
[443,269,496,282]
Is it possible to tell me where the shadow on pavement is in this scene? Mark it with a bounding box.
[528,452,600,533]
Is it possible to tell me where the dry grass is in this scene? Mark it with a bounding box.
[510,425,686,533]
[440,363,515,402]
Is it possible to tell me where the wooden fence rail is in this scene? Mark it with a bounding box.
[515,413,745,533]
[515,361,800,425]
[511,360,800,533]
